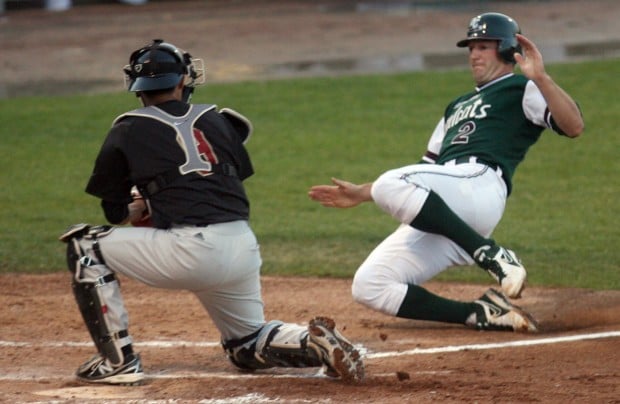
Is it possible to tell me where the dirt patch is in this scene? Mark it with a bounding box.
[2,0,620,97]
[1,273,619,403]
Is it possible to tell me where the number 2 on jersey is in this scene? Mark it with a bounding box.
[451,121,476,144]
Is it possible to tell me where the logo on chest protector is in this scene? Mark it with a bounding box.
[445,95,491,130]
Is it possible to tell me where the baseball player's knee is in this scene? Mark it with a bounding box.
[223,322,276,370]
[352,269,404,316]
[352,276,382,310]
[352,270,382,308]
[60,223,113,276]
[351,272,365,301]
[224,343,268,371]
[223,320,322,370]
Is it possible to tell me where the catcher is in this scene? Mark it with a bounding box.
[309,13,584,332]
[59,39,364,385]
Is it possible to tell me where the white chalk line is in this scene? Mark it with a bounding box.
[0,330,618,383]
[33,389,323,404]
[1,330,619,353]
[0,340,220,348]
[365,330,620,358]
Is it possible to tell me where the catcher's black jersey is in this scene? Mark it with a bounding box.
[86,100,254,228]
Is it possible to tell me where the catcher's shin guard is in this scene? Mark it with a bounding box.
[63,225,132,367]
[224,321,323,371]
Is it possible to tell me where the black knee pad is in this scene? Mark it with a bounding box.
[223,322,322,371]
[60,224,112,273]
[223,328,269,371]
[66,239,80,275]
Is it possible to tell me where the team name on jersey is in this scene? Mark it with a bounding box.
[445,94,491,130]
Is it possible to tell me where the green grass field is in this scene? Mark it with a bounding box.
[1,59,618,289]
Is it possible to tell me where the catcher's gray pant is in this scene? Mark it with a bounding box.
[352,160,507,315]
[76,220,265,342]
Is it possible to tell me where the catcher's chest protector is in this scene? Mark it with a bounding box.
[116,104,217,176]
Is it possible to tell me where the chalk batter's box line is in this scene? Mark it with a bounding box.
[1,330,618,356]
[0,331,618,382]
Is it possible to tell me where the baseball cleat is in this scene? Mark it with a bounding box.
[467,288,539,332]
[308,316,364,383]
[76,353,144,385]
[475,245,526,298]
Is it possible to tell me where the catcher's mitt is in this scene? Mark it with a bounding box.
[129,186,153,227]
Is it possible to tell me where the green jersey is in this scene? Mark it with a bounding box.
[428,73,566,195]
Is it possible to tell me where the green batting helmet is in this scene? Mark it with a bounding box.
[457,12,522,63]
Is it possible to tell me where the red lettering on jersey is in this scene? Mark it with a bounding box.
[193,128,219,175]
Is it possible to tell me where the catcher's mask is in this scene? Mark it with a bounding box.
[123,39,204,102]
[456,12,521,64]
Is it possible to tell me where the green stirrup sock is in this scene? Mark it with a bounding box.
[410,190,493,257]
[396,284,477,324]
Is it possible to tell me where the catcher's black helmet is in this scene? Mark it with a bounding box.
[456,12,521,63]
[124,39,204,98]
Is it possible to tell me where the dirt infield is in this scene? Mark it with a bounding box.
[1,273,620,403]
[1,1,619,402]
[2,0,620,97]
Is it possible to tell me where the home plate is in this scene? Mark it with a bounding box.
[35,385,145,400]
